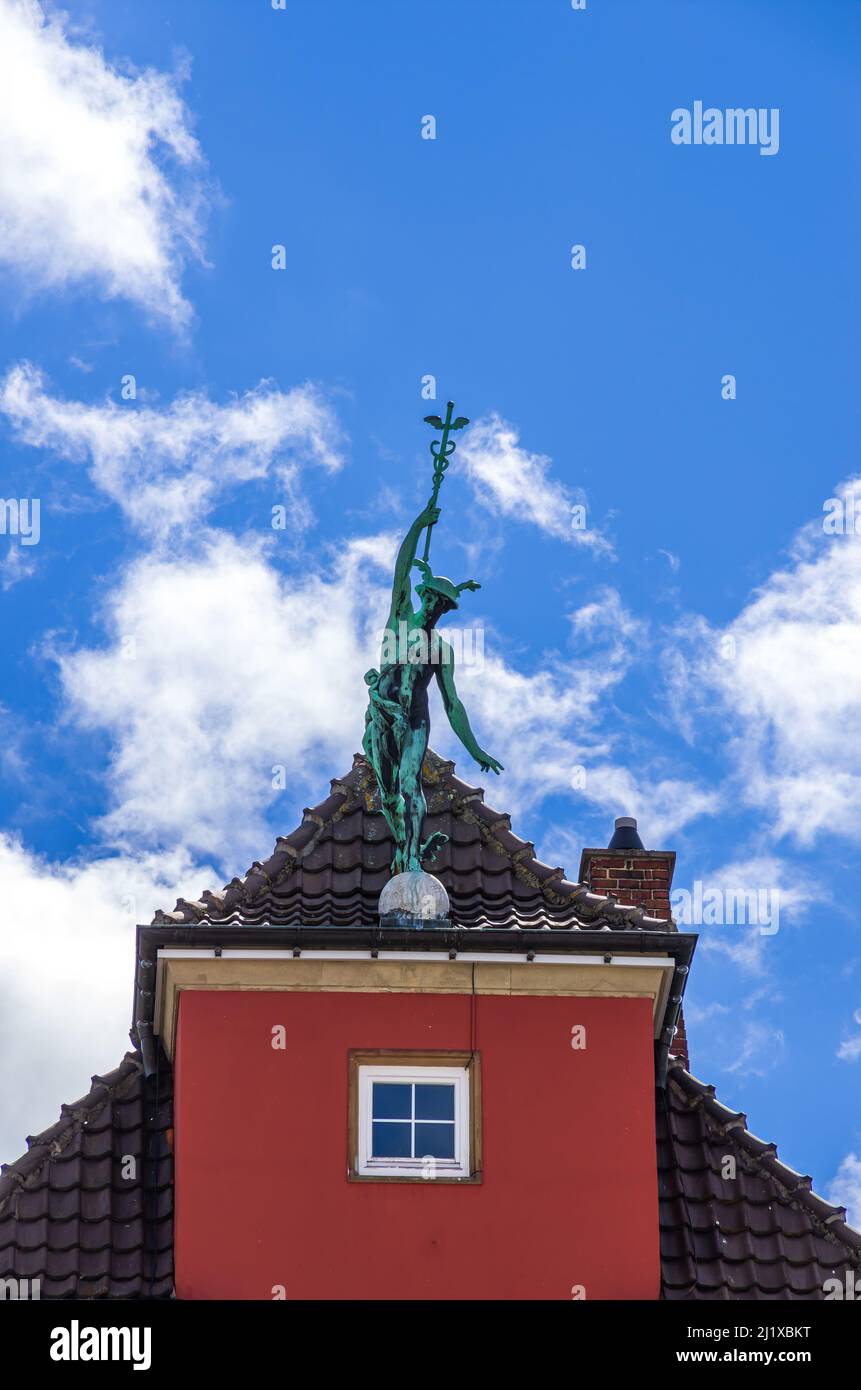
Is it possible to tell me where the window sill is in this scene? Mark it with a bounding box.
[347,1171,483,1185]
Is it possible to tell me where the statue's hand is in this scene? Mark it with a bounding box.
[417,504,441,530]
[457,579,481,594]
[475,752,504,775]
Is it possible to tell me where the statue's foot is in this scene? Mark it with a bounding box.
[419,831,449,867]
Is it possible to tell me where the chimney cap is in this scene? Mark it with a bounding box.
[607,816,645,851]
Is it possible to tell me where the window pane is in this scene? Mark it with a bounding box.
[415,1122,455,1159]
[372,1083,412,1119]
[415,1082,455,1120]
[372,1121,412,1158]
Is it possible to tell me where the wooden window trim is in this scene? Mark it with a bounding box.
[347,1049,482,1184]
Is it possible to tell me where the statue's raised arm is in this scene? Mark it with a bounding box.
[386,505,440,632]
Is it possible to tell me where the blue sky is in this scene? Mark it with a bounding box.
[0,0,859,1220]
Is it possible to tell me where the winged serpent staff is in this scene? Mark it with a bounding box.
[362,401,503,875]
[419,399,469,561]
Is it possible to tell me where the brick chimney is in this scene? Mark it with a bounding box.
[579,818,688,1065]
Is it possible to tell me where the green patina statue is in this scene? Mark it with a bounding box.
[363,401,503,874]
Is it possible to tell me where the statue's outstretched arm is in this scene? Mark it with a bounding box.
[387,505,440,627]
[435,653,504,775]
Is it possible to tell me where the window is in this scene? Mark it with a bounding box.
[348,1051,481,1182]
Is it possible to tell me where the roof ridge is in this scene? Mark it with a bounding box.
[666,1059,861,1259]
[151,751,674,930]
[0,1052,143,1215]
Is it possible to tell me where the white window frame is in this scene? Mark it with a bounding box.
[357,1064,471,1179]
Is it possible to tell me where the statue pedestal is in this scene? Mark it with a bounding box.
[378,871,450,929]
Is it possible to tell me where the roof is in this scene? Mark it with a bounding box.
[0,1052,173,1299]
[660,1061,861,1299]
[151,750,673,932]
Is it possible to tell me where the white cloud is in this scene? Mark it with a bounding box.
[575,764,719,846]
[725,1020,786,1077]
[458,412,614,555]
[533,590,719,845]
[0,832,210,1162]
[0,0,209,330]
[442,650,615,816]
[689,854,816,973]
[701,928,770,974]
[569,585,643,642]
[668,476,861,845]
[827,1153,861,1229]
[837,1008,861,1063]
[742,983,783,1011]
[437,589,633,823]
[0,541,36,589]
[439,588,716,845]
[0,362,345,538]
[56,533,392,862]
[683,1000,730,1025]
[690,854,815,921]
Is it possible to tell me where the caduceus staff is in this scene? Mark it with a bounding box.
[420,399,470,561]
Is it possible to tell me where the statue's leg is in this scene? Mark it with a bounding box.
[399,721,429,873]
[366,718,407,871]
[383,786,407,873]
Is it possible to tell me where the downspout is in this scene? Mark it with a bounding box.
[655,962,689,1086]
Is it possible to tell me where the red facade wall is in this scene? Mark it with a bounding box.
[174,988,660,1300]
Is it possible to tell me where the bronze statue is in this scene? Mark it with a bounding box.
[363,404,503,874]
